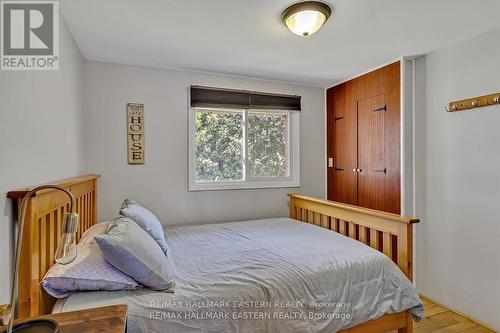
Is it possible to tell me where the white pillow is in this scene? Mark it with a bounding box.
[42,241,139,298]
[79,222,110,245]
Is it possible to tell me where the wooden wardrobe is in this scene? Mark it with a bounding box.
[327,61,401,214]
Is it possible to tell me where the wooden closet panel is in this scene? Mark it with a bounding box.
[358,94,390,212]
[385,83,401,214]
[333,102,358,205]
[370,62,401,214]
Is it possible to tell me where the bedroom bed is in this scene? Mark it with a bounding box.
[8,175,422,332]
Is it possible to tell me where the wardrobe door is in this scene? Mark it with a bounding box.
[332,102,358,205]
[357,94,400,214]
[327,61,401,213]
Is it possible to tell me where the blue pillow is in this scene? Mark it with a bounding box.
[119,199,167,253]
[95,217,174,291]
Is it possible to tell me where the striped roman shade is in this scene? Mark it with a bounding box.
[190,86,301,111]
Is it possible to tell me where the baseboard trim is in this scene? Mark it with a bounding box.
[419,294,497,332]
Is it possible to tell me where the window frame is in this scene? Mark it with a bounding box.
[188,107,300,191]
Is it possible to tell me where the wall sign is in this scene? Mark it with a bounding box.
[127,103,145,164]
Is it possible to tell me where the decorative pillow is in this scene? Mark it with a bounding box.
[95,216,175,291]
[119,199,167,253]
[79,222,110,245]
[42,242,139,298]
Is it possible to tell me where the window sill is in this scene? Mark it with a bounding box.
[188,180,300,191]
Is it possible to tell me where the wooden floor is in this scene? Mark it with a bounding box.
[389,298,496,333]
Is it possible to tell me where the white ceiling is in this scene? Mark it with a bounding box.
[61,0,500,87]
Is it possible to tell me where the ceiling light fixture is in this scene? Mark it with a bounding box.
[281,1,331,37]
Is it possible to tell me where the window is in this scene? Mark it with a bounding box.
[189,107,300,190]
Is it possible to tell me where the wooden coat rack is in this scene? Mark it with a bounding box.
[447,92,500,112]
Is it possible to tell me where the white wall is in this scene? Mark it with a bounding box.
[415,28,500,330]
[0,19,85,303]
[83,62,325,226]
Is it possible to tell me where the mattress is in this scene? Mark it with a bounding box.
[54,217,423,332]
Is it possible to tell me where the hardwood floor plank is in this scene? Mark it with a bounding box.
[411,299,496,333]
[424,305,449,317]
[433,321,478,332]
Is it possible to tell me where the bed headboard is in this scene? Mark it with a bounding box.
[7,174,100,319]
[288,194,419,280]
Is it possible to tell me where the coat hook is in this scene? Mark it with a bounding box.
[445,103,458,112]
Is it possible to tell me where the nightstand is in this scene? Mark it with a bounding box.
[0,304,127,333]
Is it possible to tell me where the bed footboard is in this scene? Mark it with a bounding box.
[288,194,419,333]
[288,194,419,279]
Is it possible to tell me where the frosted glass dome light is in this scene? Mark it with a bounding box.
[282,1,331,36]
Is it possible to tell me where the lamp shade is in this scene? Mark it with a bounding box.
[282,1,331,36]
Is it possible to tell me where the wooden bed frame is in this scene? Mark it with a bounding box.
[289,194,419,333]
[7,175,419,333]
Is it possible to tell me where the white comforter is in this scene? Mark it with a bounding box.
[55,218,423,332]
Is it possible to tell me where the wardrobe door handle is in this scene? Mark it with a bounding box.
[373,168,387,174]
[353,168,362,173]
[373,105,387,112]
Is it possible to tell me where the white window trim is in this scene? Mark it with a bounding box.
[188,107,300,191]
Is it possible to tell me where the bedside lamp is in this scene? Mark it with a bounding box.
[3,185,79,333]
